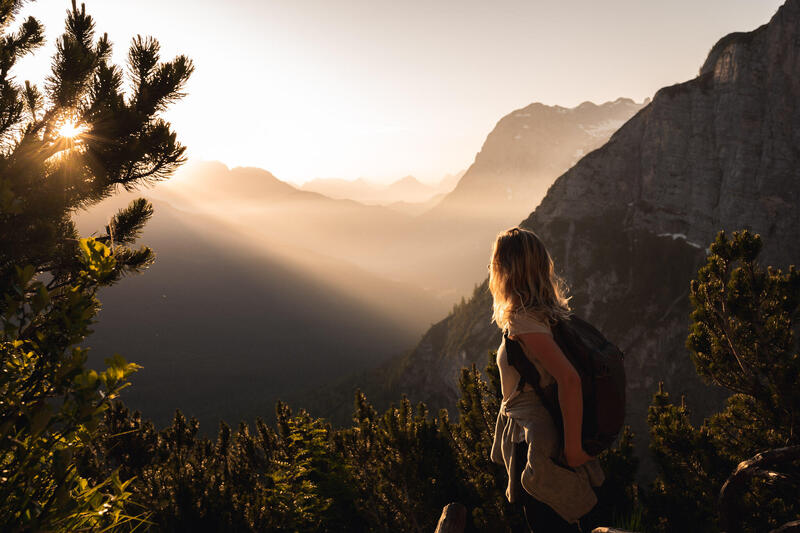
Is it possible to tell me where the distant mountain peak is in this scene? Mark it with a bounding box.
[392,175,423,186]
[428,96,645,220]
[231,166,281,181]
[300,174,441,205]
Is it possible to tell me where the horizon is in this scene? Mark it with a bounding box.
[177,158,463,188]
[13,0,785,185]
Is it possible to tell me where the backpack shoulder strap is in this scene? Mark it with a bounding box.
[503,330,565,446]
[504,331,544,395]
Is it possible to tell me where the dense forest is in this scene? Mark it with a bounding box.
[1,2,798,532]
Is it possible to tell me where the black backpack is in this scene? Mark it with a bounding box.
[504,314,626,456]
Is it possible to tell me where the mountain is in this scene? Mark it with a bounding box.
[73,189,451,431]
[180,161,297,199]
[299,177,384,203]
[373,98,646,299]
[385,192,447,216]
[436,170,466,194]
[334,0,800,461]
[300,174,440,206]
[156,162,461,298]
[299,172,461,216]
[182,100,640,308]
[163,162,351,205]
[427,97,644,223]
[384,175,438,204]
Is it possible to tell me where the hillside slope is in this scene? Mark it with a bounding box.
[74,192,449,430]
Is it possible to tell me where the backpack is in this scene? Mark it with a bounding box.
[503,314,626,456]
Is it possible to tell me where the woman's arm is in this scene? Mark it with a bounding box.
[514,332,593,467]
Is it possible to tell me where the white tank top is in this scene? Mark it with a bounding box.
[496,310,555,403]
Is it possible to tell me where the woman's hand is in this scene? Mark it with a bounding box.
[564,446,594,468]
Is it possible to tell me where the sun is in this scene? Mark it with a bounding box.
[57,119,88,139]
[45,116,91,163]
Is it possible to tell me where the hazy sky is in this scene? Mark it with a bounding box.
[14,0,785,185]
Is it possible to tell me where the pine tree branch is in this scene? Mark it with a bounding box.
[104,198,152,245]
[0,16,44,78]
[113,246,154,276]
[0,1,27,31]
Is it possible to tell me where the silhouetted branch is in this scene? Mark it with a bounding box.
[719,445,800,533]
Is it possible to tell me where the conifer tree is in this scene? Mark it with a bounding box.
[337,391,461,532]
[0,0,193,288]
[79,401,365,531]
[645,384,728,532]
[688,230,799,451]
[448,358,522,531]
[0,1,192,528]
[646,230,800,532]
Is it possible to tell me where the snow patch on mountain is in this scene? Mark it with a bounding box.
[579,119,627,138]
[657,232,704,249]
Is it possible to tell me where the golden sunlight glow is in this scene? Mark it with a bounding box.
[45,116,92,164]
[57,119,87,139]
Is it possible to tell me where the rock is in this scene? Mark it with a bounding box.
[719,446,800,533]
[433,502,467,533]
[770,520,800,533]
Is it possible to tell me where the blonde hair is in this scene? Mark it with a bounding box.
[488,226,571,332]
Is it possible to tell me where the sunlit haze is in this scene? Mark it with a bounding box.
[14,0,784,185]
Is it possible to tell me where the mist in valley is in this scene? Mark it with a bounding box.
[70,97,644,428]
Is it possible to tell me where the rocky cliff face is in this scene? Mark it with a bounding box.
[428,98,644,221]
[370,0,800,458]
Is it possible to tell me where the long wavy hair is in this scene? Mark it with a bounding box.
[488,226,571,331]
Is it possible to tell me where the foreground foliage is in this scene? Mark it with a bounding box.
[0,1,192,530]
[1,248,144,530]
[646,230,800,532]
[76,356,637,532]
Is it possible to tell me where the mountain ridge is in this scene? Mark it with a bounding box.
[426,97,645,222]
[300,172,450,206]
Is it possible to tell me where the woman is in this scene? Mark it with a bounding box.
[488,227,604,532]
